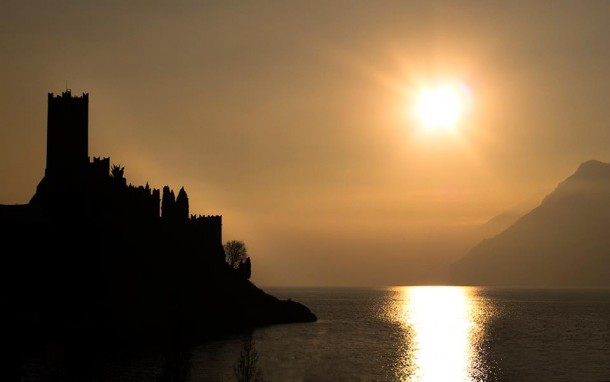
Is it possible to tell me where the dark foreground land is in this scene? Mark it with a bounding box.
[4,202,316,380]
[4,90,316,380]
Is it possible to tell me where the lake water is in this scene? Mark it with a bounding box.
[22,287,610,381]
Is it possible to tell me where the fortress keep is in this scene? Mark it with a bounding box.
[46,90,89,177]
[30,90,222,251]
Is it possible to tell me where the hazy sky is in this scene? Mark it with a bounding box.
[2,1,609,286]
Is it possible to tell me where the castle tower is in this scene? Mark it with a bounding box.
[46,90,89,177]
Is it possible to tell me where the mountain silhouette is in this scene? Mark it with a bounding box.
[451,160,610,287]
[475,192,545,241]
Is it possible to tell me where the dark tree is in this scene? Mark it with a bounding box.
[176,187,189,221]
[234,334,264,382]
[224,240,248,269]
[162,185,176,221]
[237,257,252,280]
[110,164,124,179]
[110,164,126,186]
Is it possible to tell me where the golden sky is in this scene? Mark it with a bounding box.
[2,1,610,286]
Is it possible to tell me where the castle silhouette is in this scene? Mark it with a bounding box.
[2,90,316,363]
[28,89,222,253]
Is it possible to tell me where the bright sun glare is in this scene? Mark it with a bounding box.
[412,80,471,132]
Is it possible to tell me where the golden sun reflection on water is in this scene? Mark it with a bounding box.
[388,286,486,382]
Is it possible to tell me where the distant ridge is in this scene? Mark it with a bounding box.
[451,160,610,287]
[476,193,544,241]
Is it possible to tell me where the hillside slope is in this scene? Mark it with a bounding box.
[451,160,610,287]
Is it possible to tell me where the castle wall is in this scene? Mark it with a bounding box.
[113,184,161,222]
[38,89,224,260]
[89,157,110,179]
[192,215,223,246]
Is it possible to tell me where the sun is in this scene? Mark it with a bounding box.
[412,80,471,132]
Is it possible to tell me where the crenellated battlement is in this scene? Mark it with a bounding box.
[89,156,110,178]
[190,214,223,251]
[48,89,88,100]
[191,214,222,220]
[46,90,89,178]
[34,90,224,254]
